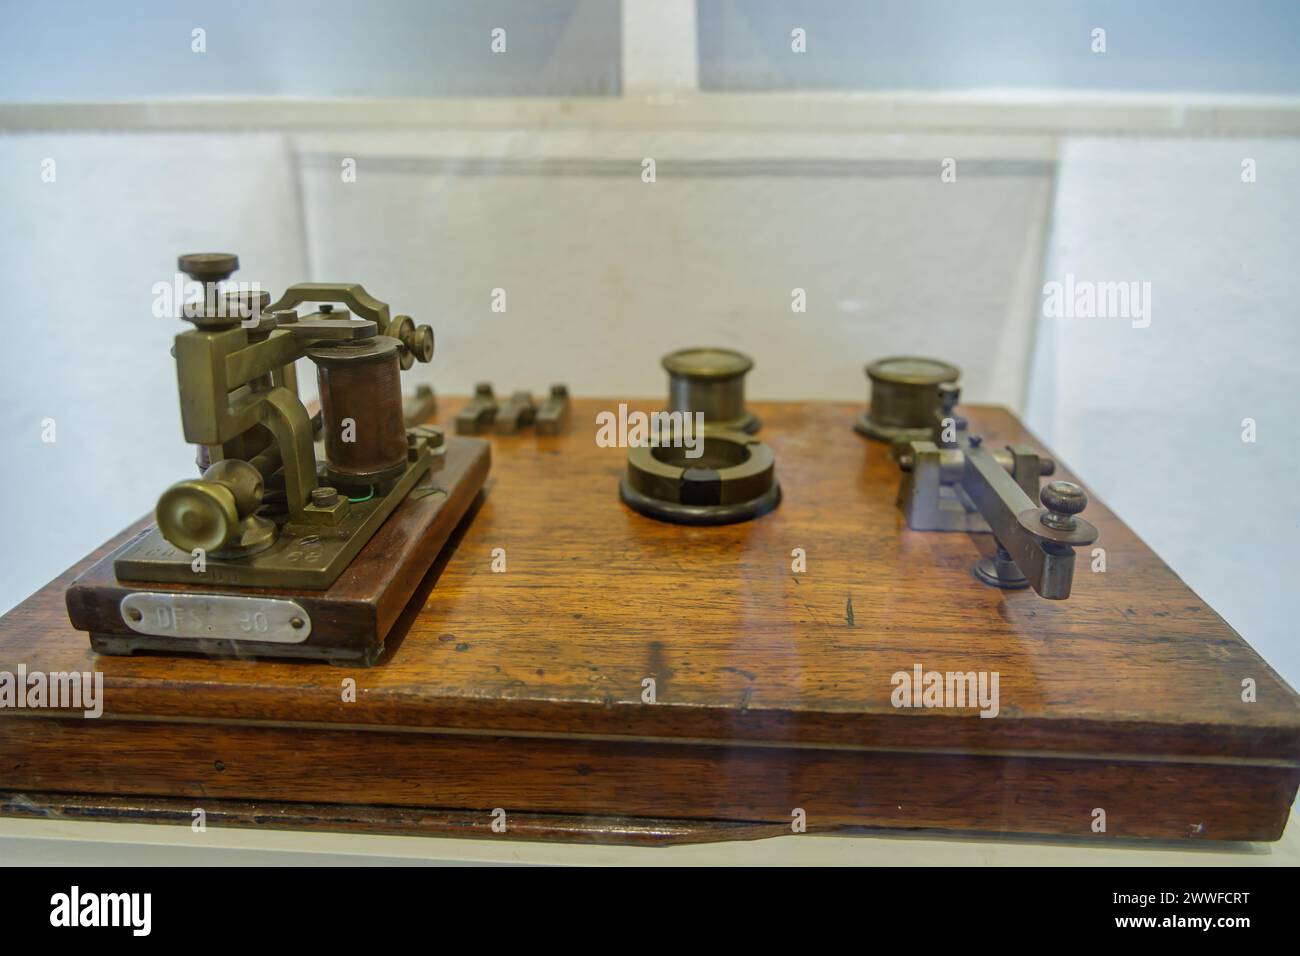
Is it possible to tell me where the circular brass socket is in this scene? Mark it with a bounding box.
[620,429,780,525]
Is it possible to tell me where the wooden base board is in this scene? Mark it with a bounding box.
[3,713,1297,843]
[2,399,1299,846]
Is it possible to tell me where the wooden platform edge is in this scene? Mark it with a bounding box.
[2,715,1295,842]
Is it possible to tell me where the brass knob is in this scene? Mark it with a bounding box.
[178,252,239,284]
[391,315,435,369]
[175,253,261,329]
[157,480,239,553]
[1040,480,1088,531]
[412,324,434,362]
[156,459,265,553]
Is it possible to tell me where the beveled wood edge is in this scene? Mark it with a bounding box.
[0,791,789,848]
[0,789,1282,850]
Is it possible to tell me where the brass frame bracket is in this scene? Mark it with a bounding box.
[495,391,538,435]
[456,383,498,435]
[535,385,571,436]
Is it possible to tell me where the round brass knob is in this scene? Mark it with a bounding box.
[202,458,264,516]
[178,252,239,283]
[1040,480,1088,531]
[155,458,267,553]
[390,316,435,368]
[412,324,434,363]
[156,479,239,553]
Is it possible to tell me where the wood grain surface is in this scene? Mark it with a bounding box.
[1,398,1298,843]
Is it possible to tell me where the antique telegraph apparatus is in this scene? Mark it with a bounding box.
[866,358,1098,600]
[67,253,488,664]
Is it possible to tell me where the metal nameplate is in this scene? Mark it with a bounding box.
[119,592,312,643]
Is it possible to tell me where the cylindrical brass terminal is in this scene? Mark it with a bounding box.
[896,446,1055,482]
[308,336,408,492]
[855,356,960,443]
[662,347,759,433]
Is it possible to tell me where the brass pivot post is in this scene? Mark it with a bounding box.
[535,384,571,436]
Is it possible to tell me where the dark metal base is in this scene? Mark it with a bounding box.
[717,411,761,435]
[972,555,1030,590]
[323,458,408,496]
[853,411,933,444]
[90,632,383,666]
[619,478,781,526]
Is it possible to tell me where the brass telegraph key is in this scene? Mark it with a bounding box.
[885,369,1098,600]
[65,253,489,664]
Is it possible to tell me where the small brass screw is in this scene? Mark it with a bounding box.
[310,486,339,507]
[1040,480,1088,531]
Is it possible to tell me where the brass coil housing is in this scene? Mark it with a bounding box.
[308,335,408,492]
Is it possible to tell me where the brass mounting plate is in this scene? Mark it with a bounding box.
[114,444,435,589]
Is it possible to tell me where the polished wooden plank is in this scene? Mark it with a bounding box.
[2,716,1295,841]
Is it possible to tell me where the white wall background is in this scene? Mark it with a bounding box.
[697,0,1300,94]
[1026,135,1300,688]
[293,129,1053,405]
[0,0,622,98]
[0,133,307,611]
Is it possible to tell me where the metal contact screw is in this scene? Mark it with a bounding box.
[311,486,340,508]
[1040,481,1088,531]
